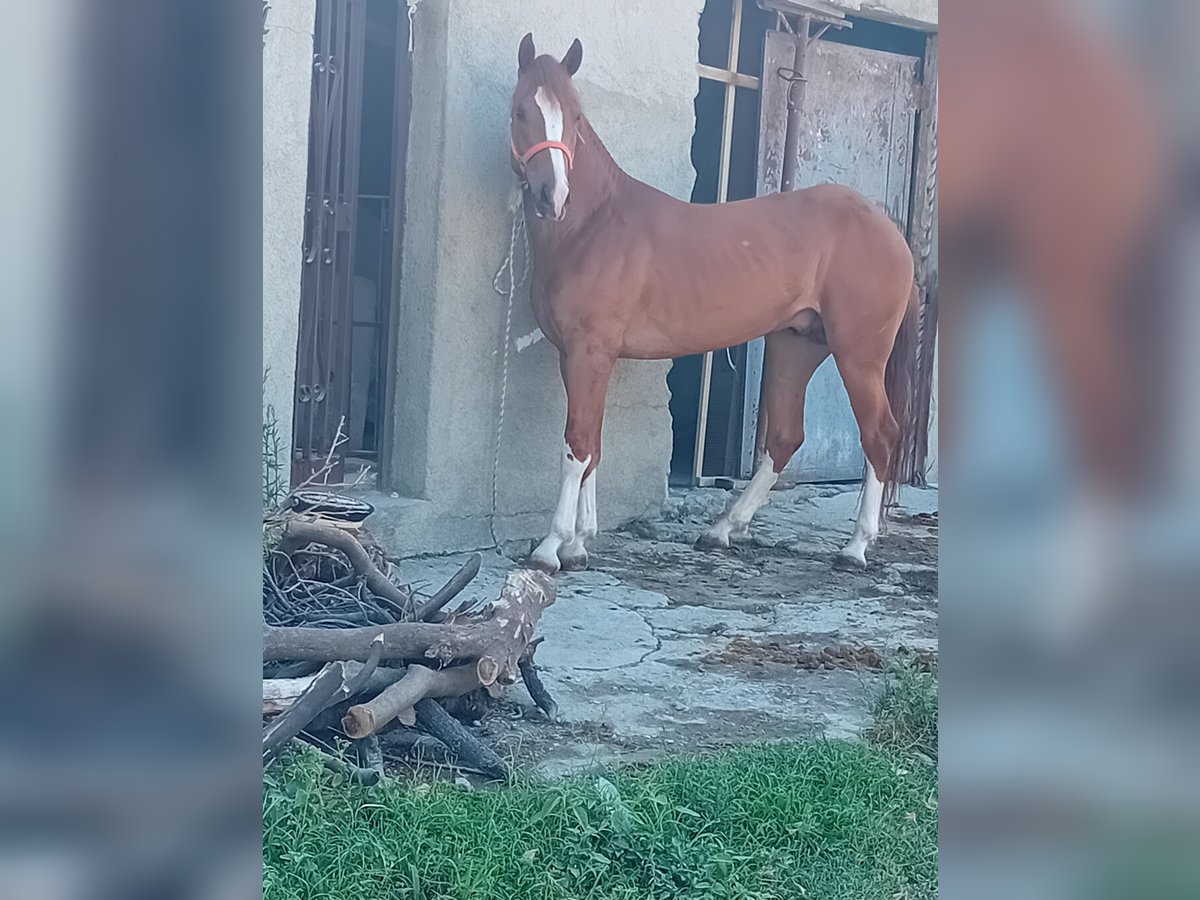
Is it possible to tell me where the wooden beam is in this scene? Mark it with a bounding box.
[696,64,760,91]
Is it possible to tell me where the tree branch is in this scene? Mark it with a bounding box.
[341,665,481,739]
[416,553,482,621]
[280,519,412,614]
[263,570,555,687]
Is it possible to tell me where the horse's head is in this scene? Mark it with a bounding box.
[510,33,584,221]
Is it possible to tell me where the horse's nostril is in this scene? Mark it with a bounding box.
[539,183,553,208]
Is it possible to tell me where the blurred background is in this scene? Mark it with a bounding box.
[0,0,1196,897]
[940,0,1200,897]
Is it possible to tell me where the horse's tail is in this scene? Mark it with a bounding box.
[882,280,924,513]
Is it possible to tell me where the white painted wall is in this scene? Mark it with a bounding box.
[262,0,315,461]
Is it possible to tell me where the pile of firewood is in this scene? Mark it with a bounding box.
[262,507,557,783]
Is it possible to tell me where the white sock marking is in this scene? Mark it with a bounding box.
[532,441,590,571]
[841,464,884,565]
[534,86,569,218]
[704,453,778,545]
[561,470,597,564]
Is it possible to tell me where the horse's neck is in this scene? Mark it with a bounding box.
[565,119,628,215]
[525,118,639,252]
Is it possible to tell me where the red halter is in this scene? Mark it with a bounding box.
[510,137,574,177]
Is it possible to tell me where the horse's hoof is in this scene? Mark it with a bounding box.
[694,531,731,551]
[558,550,589,572]
[832,550,867,571]
[528,549,561,575]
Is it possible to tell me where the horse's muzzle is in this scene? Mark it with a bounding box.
[532,182,569,221]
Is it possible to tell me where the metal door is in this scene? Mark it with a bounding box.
[292,0,409,486]
[742,33,918,482]
[293,0,367,484]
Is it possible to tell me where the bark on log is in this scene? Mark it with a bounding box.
[379,730,499,777]
[341,665,481,739]
[382,730,452,761]
[264,570,555,686]
[280,519,412,615]
[414,699,508,781]
[416,553,482,621]
[519,639,559,721]
[263,636,389,757]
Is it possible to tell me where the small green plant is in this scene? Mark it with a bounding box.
[866,654,938,762]
[263,371,286,510]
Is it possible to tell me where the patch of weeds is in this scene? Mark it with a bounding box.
[264,741,937,900]
[866,654,938,762]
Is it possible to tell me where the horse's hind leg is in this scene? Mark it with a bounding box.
[834,357,900,568]
[697,331,829,549]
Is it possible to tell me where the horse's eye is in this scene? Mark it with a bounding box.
[515,107,527,122]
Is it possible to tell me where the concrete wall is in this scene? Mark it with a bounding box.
[824,0,937,29]
[381,0,702,554]
[262,0,315,461]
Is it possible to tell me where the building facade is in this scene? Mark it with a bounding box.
[263,0,939,554]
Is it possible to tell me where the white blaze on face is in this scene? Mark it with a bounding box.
[534,86,569,218]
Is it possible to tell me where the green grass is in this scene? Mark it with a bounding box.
[263,740,937,900]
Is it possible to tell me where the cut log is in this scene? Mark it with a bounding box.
[414,699,508,781]
[279,519,413,615]
[264,570,555,687]
[379,730,501,778]
[263,635,387,758]
[263,665,406,714]
[382,729,452,762]
[341,665,481,739]
[262,662,348,761]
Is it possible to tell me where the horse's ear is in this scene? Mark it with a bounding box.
[562,38,583,77]
[518,33,536,74]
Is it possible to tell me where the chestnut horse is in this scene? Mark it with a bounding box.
[510,34,918,575]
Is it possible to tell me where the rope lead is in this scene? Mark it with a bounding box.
[489,194,531,547]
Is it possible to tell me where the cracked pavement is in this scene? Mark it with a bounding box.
[400,483,938,777]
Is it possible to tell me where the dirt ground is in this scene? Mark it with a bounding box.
[401,483,938,777]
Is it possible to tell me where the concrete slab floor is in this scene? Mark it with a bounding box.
[397,483,938,778]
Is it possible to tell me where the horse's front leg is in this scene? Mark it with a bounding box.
[559,469,597,570]
[529,349,614,574]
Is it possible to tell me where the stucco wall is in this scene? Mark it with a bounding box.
[262,0,315,462]
[383,0,703,553]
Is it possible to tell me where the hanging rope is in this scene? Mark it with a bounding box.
[489,193,531,546]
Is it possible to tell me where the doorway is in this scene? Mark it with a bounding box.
[668,0,774,486]
[669,0,932,486]
[292,0,411,486]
